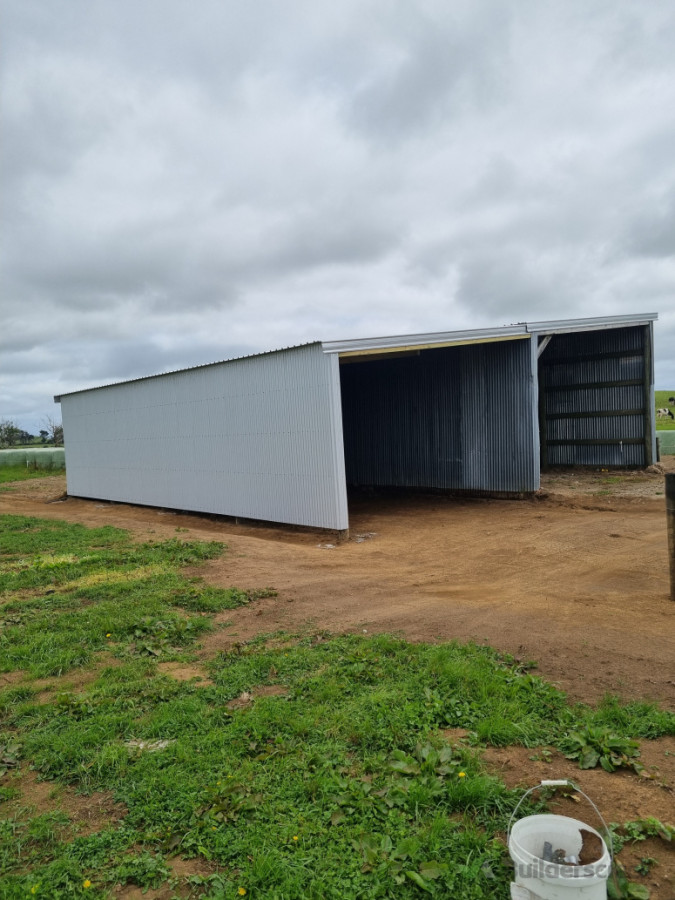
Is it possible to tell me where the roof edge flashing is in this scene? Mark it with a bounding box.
[322,325,528,355]
[337,333,531,358]
[323,313,658,355]
[526,313,658,335]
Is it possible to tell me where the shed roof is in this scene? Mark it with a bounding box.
[55,313,657,402]
[321,313,658,356]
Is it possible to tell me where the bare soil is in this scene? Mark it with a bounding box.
[113,857,223,900]
[3,463,674,706]
[5,768,127,837]
[2,465,675,896]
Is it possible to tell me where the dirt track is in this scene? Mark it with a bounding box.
[3,463,674,707]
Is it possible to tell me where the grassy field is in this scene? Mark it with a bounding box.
[655,391,675,430]
[1,514,673,898]
[0,466,64,486]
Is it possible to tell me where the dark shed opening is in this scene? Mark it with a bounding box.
[338,337,537,496]
[537,325,653,468]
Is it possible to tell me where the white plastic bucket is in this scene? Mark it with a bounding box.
[507,781,612,900]
[509,813,611,899]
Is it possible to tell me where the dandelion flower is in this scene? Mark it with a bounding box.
[106,633,111,638]
[30,888,38,895]
[83,880,92,889]
[293,835,299,841]
[458,771,466,778]
[238,889,247,896]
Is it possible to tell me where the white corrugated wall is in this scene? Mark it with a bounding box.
[59,344,349,530]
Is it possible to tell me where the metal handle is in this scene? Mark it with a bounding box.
[506,780,613,862]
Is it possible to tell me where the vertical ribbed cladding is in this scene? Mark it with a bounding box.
[338,338,537,494]
[539,326,648,467]
[461,339,536,492]
[59,343,349,531]
[548,444,645,466]
[545,326,644,357]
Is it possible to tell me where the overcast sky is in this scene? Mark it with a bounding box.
[2,0,674,434]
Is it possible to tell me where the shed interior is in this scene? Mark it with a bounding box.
[337,322,654,500]
[537,325,652,469]
[338,336,537,496]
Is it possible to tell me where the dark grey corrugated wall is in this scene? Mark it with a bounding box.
[538,325,651,467]
[339,339,537,494]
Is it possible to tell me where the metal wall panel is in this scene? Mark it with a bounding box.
[339,339,538,493]
[60,344,349,530]
[538,326,650,467]
[547,414,644,441]
[547,444,645,466]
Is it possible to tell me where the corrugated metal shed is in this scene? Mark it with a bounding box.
[56,314,658,531]
[59,343,349,530]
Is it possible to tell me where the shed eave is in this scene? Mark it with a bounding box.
[336,334,531,359]
[322,314,659,357]
[321,325,529,355]
[526,313,658,335]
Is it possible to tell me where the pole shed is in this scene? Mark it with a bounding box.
[55,313,657,532]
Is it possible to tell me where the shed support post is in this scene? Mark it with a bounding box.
[667,474,675,602]
[537,357,548,472]
[643,324,654,467]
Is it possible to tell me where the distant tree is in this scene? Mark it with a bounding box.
[0,419,20,448]
[39,429,49,444]
[17,430,34,444]
[42,416,64,446]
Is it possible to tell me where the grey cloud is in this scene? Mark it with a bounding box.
[455,248,577,321]
[54,337,253,386]
[622,192,675,259]
[347,4,511,140]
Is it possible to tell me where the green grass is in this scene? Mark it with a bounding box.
[0,515,673,899]
[0,465,64,485]
[655,390,675,430]
[0,516,259,678]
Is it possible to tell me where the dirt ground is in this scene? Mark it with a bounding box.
[2,462,674,707]
[2,463,675,896]
[479,736,675,898]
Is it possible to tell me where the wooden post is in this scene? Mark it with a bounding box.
[667,474,675,602]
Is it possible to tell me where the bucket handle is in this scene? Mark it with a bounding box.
[506,780,614,863]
